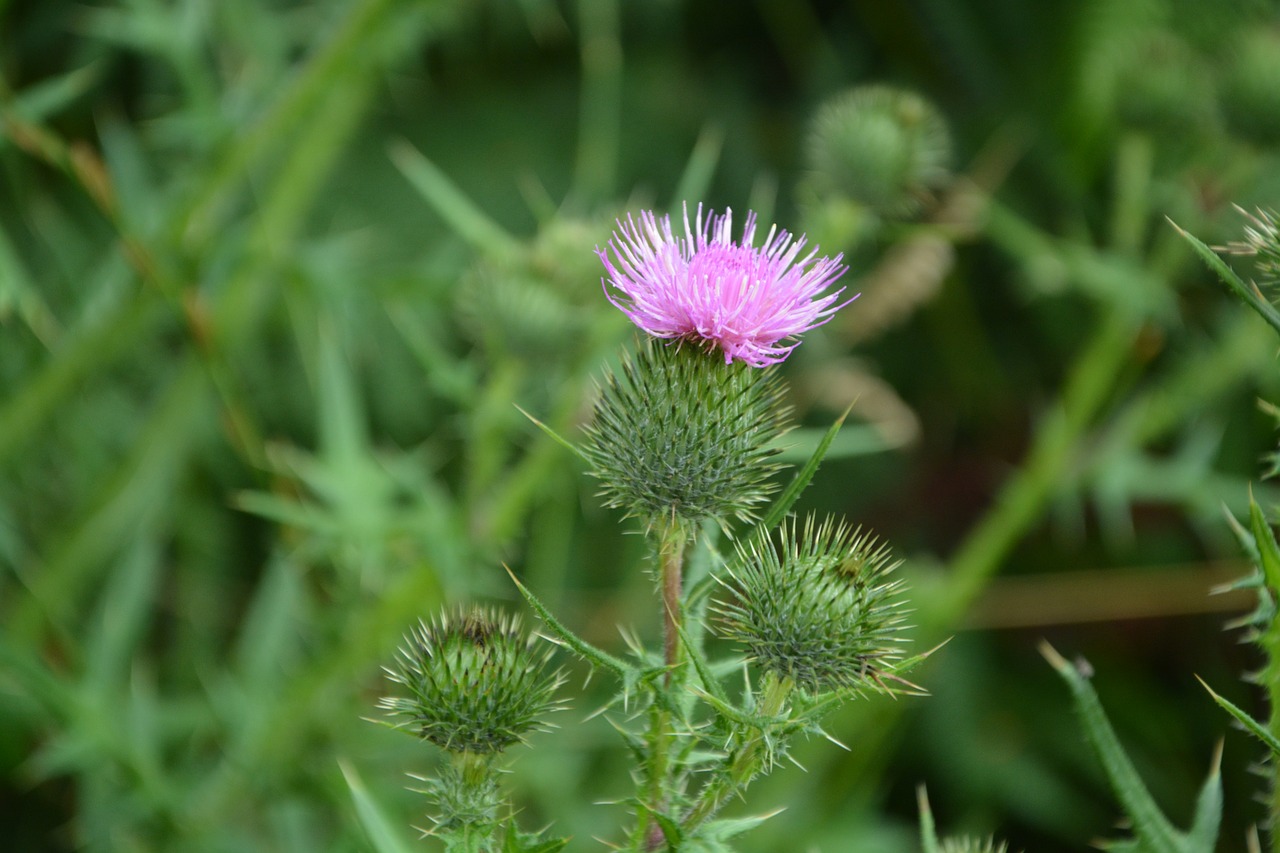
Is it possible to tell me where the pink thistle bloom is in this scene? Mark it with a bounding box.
[597,204,852,367]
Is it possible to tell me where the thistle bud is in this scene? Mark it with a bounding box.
[715,516,909,695]
[582,338,790,529]
[803,85,951,219]
[380,608,564,754]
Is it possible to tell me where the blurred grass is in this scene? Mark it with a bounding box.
[3,1,1280,851]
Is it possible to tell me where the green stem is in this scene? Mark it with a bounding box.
[927,308,1137,635]
[659,519,687,682]
[681,671,793,834]
[637,517,690,851]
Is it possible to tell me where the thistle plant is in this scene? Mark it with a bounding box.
[371,202,931,845]
[379,608,568,851]
[376,204,927,851]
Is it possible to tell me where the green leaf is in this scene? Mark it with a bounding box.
[1198,676,1280,756]
[389,139,520,256]
[1248,491,1280,594]
[758,404,852,532]
[1171,218,1280,337]
[503,565,632,678]
[502,823,570,853]
[514,404,591,465]
[1186,741,1223,853]
[1041,642,1181,850]
[673,616,733,708]
[339,760,416,853]
[1042,642,1220,853]
[917,786,941,853]
[672,123,723,210]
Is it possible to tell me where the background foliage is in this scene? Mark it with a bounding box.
[4,0,1280,850]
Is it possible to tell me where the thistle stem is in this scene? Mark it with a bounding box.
[681,670,794,834]
[659,517,686,680]
[637,516,690,851]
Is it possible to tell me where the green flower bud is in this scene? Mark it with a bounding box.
[582,339,790,529]
[380,608,565,754]
[803,85,951,219]
[715,515,909,695]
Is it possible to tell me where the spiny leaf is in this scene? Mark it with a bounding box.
[1042,642,1220,853]
[504,565,632,678]
[1171,218,1280,337]
[1041,642,1182,850]
[1198,676,1280,756]
[758,403,852,532]
[1186,741,1223,852]
[1248,490,1280,594]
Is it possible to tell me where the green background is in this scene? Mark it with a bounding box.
[4,0,1280,850]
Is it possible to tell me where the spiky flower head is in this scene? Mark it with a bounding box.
[715,515,910,695]
[583,338,789,528]
[380,607,565,754]
[804,84,951,218]
[597,203,850,367]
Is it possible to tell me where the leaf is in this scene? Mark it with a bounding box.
[1041,642,1181,850]
[514,404,591,465]
[672,124,723,210]
[1248,490,1280,594]
[503,565,633,678]
[673,616,733,708]
[339,760,416,853]
[1185,741,1223,853]
[758,404,852,532]
[1171,219,1280,337]
[1042,642,1220,853]
[389,138,520,257]
[502,823,570,853]
[1198,676,1280,756]
[917,787,941,853]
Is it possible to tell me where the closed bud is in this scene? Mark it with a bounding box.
[803,85,951,219]
[380,607,565,754]
[583,338,790,528]
[715,515,910,695]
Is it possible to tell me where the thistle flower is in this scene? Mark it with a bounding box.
[716,515,910,695]
[380,608,565,754]
[597,204,850,367]
[582,338,789,527]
